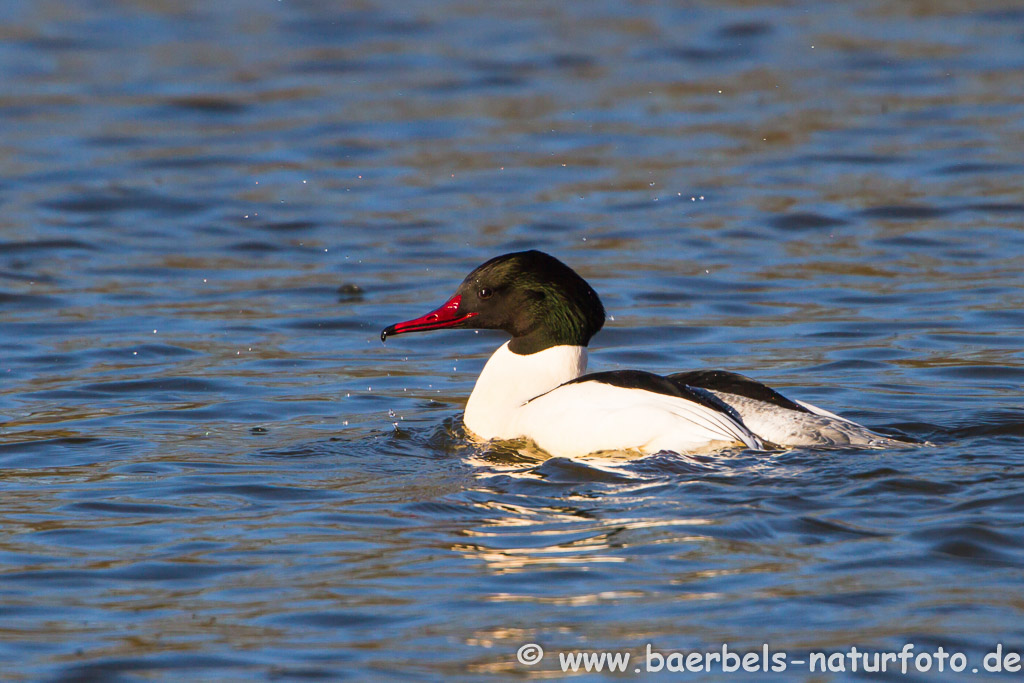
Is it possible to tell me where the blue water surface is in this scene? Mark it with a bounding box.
[2,1,1024,680]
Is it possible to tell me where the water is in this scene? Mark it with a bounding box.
[2,0,1024,680]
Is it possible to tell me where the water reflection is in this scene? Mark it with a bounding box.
[3,0,1024,678]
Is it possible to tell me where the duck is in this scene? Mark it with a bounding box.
[381,250,904,458]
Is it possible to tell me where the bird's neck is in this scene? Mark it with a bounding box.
[464,341,588,440]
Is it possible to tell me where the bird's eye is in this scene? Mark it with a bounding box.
[478,287,493,300]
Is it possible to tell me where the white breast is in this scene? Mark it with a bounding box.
[463,342,587,440]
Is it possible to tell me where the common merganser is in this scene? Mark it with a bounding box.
[381,250,904,457]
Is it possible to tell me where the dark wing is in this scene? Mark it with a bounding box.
[667,370,811,414]
[558,370,737,417]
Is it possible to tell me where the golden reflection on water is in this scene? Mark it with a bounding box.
[450,468,725,576]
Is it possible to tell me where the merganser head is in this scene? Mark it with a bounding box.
[380,250,605,354]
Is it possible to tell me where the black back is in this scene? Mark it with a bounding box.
[667,370,810,414]
[555,369,740,417]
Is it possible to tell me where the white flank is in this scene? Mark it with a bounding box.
[516,382,762,457]
[463,342,761,457]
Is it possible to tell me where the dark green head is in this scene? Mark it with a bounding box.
[381,250,605,354]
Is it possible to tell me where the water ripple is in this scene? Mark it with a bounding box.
[1,0,1023,680]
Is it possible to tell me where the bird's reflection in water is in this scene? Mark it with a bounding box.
[452,441,721,578]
